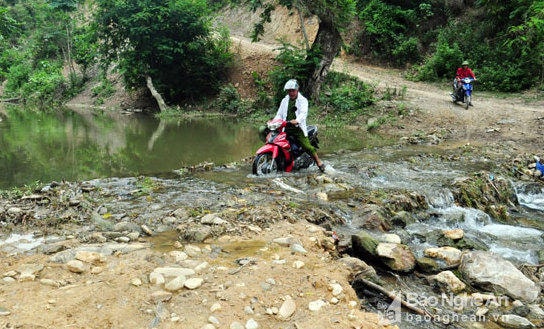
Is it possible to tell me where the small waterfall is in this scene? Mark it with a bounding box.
[425,187,455,208]
[409,204,542,264]
[0,233,44,254]
[514,181,544,211]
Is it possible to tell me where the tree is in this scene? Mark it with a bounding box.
[504,1,544,87]
[44,0,83,81]
[93,0,233,107]
[250,0,356,99]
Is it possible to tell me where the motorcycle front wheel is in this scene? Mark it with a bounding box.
[464,94,471,110]
[252,152,279,175]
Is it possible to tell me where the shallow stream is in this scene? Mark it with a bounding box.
[1,106,543,328]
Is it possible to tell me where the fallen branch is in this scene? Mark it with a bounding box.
[272,178,306,194]
[486,178,501,196]
[355,276,431,317]
[521,263,544,268]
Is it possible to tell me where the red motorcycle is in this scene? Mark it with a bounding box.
[252,118,320,175]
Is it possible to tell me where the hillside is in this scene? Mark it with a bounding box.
[69,4,544,156]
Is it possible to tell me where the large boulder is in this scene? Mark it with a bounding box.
[350,204,391,231]
[351,230,379,258]
[459,251,540,303]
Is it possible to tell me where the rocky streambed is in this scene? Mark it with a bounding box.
[1,151,544,329]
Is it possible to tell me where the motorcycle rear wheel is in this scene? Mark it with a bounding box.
[252,152,279,175]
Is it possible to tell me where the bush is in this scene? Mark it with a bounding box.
[212,83,247,113]
[318,72,375,114]
[20,60,66,106]
[354,0,422,66]
[250,71,275,115]
[267,43,312,103]
[410,33,462,81]
[91,77,115,105]
[4,62,32,95]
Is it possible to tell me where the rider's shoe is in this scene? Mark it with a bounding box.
[469,102,473,106]
[450,93,456,102]
[318,163,326,173]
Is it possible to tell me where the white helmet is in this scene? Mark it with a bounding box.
[283,79,299,91]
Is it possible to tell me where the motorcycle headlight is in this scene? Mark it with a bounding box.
[267,121,282,130]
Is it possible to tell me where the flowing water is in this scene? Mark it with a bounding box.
[2,106,543,328]
[2,105,543,263]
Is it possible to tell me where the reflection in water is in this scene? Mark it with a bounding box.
[0,106,263,189]
[0,106,376,189]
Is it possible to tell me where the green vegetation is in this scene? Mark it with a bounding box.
[0,0,541,110]
[90,75,115,105]
[0,0,85,107]
[93,0,233,103]
[351,0,544,92]
[0,180,42,199]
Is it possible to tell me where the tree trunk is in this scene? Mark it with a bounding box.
[304,20,342,100]
[294,0,310,50]
[146,76,168,112]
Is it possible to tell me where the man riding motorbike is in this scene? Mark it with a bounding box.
[273,79,325,172]
[451,60,477,106]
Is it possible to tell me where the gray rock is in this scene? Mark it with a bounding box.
[0,306,11,316]
[527,304,544,319]
[245,318,259,329]
[290,243,307,254]
[66,259,86,273]
[200,213,227,225]
[497,314,535,329]
[375,242,415,272]
[424,246,462,266]
[184,277,203,289]
[429,270,466,293]
[459,251,540,302]
[351,230,379,258]
[338,256,378,281]
[164,276,186,291]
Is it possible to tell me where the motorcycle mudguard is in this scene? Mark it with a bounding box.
[256,144,281,159]
[463,83,473,96]
[256,144,294,172]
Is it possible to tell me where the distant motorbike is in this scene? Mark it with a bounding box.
[451,77,475,110]
[252,118,319,175]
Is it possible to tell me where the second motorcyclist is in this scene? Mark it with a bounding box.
[451,60,477,105]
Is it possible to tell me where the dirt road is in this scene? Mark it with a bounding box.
[332,57,544,150]
[231,34,544,155]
